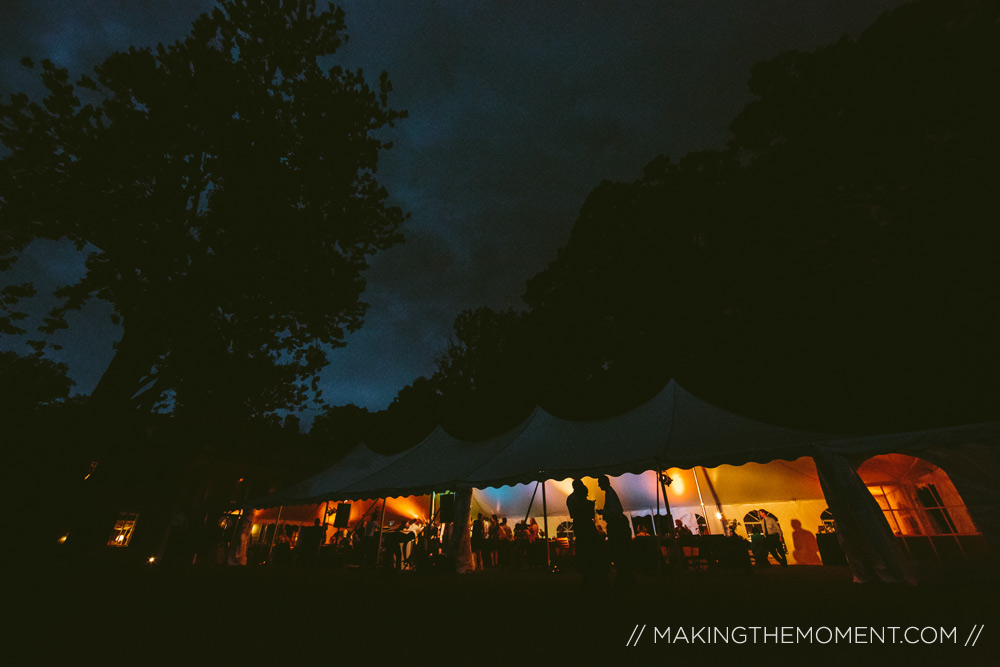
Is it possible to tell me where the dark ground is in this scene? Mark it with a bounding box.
[18,561,1000,664]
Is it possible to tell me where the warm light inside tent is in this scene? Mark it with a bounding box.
[386,496,427,521]
[552,479,575,496]
[665,468,685,495]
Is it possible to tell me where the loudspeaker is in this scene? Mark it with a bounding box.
[333,503,351,528]
[439,494,455,523]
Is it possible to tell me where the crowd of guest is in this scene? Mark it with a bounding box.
[254,494,782,577]
[469,514,548,571]
[254,509,561,572]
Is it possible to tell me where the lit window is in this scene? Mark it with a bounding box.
[107,512,139,547]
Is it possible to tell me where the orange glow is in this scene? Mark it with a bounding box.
[250,496,432,531]
[335,496,432,526]
[666,468,685,495]
[57,534,68,544]
[384,496,430,522]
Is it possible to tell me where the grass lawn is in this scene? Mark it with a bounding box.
[21,560,999,664]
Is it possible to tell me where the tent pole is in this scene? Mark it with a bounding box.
[654,470,663,578]
[657,468,676,537]
[654,470,661,534]
[657,465,682,571]
[541,478,550,570]
[375,497,387,569]
[430,492,436,523]
[321,501,330,560]
[266,505,283,563]
[524,481,540,523]
[700,467,727,535]
[692,468,711,534]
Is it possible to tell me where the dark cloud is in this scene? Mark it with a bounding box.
[1,1,911,415]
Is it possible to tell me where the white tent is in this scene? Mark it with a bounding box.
[250,380,999,581]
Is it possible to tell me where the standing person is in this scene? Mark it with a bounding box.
[598,475,634,591]
[471,513,486,571]
[364,512,380,568]
[513,520,528,569]
[297,518,322,567]
[526,518,540,568]
[403,518,423,569]
[498,517,514,569]
[566,479,607,588]
[761,510,788,567]
[487,515,500,568]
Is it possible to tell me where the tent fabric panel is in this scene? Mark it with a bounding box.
[246,443,407,508]
[335,415,538,501]
[661,384,836,468]
[458,385,677,489]
[817,423,1000,459]
[814,450,915,584]
[706,459,826,506]
[918,442,1000,553]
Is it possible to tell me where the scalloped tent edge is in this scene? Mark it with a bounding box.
[247,380,1000,582]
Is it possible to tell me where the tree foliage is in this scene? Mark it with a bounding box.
[431,307,536,437]
[1,0,407,420]
[0,350,73,417]
[459,0,1000,432]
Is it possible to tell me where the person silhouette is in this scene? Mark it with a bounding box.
[760,509,787,567]
[567,479,608,588]
[597,475,634,590]
[471,513,485,571]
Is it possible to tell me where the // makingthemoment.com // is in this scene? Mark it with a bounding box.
[624,624,986,647]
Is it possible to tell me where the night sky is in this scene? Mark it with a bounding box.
[0,1,909,420]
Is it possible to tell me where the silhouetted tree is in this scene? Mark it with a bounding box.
[525,0,999,430]
[714,0,1000,428]
[430,307,536,438]
[308,402,371,461]
[0,1,406,421]
[366,377,441,452]
[524,150,742,418]
[0,350,73,416]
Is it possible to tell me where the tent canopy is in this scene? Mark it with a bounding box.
[250,380,1000,507]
